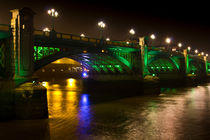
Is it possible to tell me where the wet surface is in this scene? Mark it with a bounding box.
[1,79,210,140]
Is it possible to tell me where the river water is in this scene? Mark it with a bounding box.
[1,78,210,140]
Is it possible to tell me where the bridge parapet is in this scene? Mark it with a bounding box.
[34,30,140,48]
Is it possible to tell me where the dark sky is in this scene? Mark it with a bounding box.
[0,0,210,54]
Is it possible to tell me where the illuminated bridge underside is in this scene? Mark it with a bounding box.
[147,52,180,75]
[148,57,179,74]
[35,51,133,74]
[69,53,133,74]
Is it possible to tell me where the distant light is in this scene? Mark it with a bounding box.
[150,34,156,40]
[165,37,171,44]
[206,54,208,57]
[83,50,87,53]
[43,27,50,32]
[201,52,204,55]
[152,74,155,77]
[187,46,191,51]
[80,33,85,37]
[42,81,48,87]
[82,72,88,78]
[195,49,198,54]
[106,38,110,41]
[126,41,129,44]
[81,94,89,105]
[178,43,182,48]
[54,11,58,17]
[101,49,105,52]
[98,21,106,28]
[48,8,58,17]
[129,29,135,35]
[47,10,51,15]
[172,48,176,51]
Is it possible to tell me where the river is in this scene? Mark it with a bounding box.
[1,78,210,140]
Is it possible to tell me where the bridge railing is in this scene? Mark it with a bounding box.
[34,30,101,44]
[34,30,140,48]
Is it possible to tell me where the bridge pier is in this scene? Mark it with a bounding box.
[0,8,48,121]
[10,7,35,80]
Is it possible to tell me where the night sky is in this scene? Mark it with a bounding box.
[0,0,210,55]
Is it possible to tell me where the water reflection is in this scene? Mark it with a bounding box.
[1,79,210,139]
[42,79,93,139]
[78,94,92,137]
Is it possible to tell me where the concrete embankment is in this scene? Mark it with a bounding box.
[0,80,48,120]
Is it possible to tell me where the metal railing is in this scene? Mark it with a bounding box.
[34,30,138,48]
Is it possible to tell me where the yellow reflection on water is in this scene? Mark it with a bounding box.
[41,79,92,138]
[66,78,78,90]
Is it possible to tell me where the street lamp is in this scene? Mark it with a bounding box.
[165,37,171,50]
[98,21,106,39]
[129,29,135,44]
[150,34,156,40]
[43,27,50,32]
[47,8,58,31]
[178,43,182,48]
[165,37,171,44]
[80,33,85,37]
[195,49,198,54]
[129,29,135,35]
[187,46,191,51]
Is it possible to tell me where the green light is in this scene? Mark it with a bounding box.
[152,74,155,76]
[107,65,112,68]
[34,46,61,61]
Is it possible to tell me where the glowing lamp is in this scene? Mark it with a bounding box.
[82,72,88,78]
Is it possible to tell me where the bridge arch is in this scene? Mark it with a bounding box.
[147,53,180,74]
[34,50,133,75]
[188,58,206,75]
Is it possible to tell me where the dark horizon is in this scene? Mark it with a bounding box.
[0,0,210,55]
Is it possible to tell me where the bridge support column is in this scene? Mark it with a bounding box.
[139,37,149,77]
[183,49,190,75]
[10,8,35,80]
[204,56,208,76]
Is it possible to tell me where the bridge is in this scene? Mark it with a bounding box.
[0,7,210,86]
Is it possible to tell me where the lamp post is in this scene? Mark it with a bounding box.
[187,46,191,52]
[47,9,58,31]
[129,29,135,46]
[98,21,106,39]
[43,27,50,32]
[129,28,135,40]
[165,37,171,50]
[150,34,156,46]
